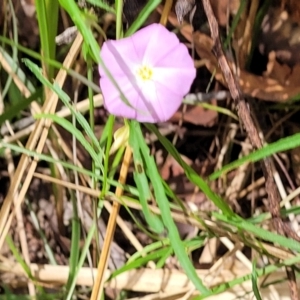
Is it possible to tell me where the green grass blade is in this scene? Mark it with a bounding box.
[35,113,102,167]
[224,0,248,49]
[65,193,81,293]
[26,200,57,265]
[146,123,235,217]
[5,235,34,281]
[0,45,36,93]
[201,255,300,299]
[110,247,172,279]
[35,0,59,78]
[125,0,162,37]
[65,223,96,300]
[129,122,164,233]
[127,239,170,262]
[1,0,19,100]
[246,0,272,68]
[251,259,262,300]
[182,101,238,121]
[213,212,300,252]
[85,0,116,13]
[0,37,99,93]
[100,115,115,198]
[51,82,104,159]
[23,59,105,171]
[115,0,123,39]
[133,170,165,233]
[59,0,100,62]
[0,141,132,195]
[210,133,300,180]
[0,88,42,127]
[131,121,211,296]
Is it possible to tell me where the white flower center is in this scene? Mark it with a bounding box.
[136,65,153,81]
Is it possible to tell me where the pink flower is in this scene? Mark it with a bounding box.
[99,23,196,123]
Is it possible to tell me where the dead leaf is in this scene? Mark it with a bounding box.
[172,105,218,126]
[193,31,300,102]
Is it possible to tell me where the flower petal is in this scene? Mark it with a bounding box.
[99,23,196,123]
[100,75,139,119]
[154,41,195,70]
[153,66,196,97]
[131,23,182,67]
[140,80,184,122]
[101,73,180,123]
[99,38,140,77]
[100,76,158,122]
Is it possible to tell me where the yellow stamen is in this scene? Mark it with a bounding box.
[137,65,153,81]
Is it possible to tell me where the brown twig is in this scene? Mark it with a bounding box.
[160,0,174,25]
[201,0,299,299]
[90,145,132,300]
